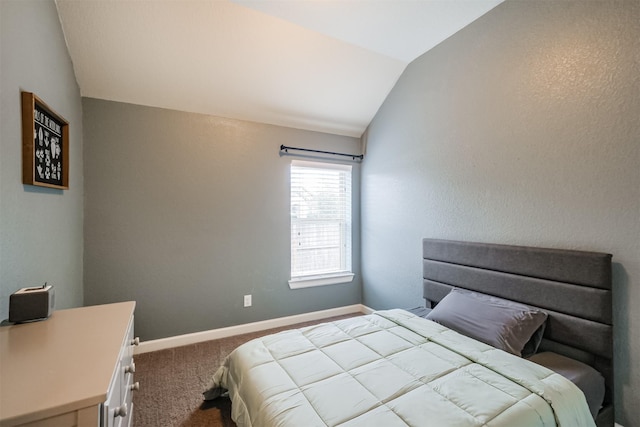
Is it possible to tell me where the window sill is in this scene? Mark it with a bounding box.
[288,273,354,289]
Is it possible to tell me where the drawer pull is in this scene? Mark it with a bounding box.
[130,382,140,391]
[130,337,140,346]
[114,403,128,418]
[125,362,136,374]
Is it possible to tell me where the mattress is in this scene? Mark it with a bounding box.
[204,309,595,427]
[528,352,605,419]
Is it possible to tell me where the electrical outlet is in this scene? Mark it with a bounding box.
[243,294,252,307]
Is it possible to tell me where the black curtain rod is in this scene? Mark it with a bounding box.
[280,145,364,161]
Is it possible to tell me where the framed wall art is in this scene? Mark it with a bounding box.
[22,92,69,190]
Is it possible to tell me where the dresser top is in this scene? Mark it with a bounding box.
[0,301,136,426]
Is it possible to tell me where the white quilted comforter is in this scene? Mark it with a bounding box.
[204,309,595,427]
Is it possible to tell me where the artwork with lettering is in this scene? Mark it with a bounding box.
[22,92,69,189]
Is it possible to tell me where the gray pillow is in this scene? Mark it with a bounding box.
[426,289,547,357]
[528,352,604,419]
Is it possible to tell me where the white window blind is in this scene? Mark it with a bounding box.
[290,160,352,283]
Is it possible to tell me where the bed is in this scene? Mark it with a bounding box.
[204,238,614,427]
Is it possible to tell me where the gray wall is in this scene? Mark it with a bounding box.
[82,99,361,341]
[361,1,639,424]
[0,0,84,320]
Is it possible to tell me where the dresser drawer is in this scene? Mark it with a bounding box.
[103,360,123,427]
[104,314,137,427]
[121,318,136,402]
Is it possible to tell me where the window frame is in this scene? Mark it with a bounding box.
[288,160,354,289]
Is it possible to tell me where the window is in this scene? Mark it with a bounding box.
[289,160,354,289]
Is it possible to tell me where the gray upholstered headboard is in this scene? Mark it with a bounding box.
[422,238,613,426]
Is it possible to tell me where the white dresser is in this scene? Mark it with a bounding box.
[0,302,138,427]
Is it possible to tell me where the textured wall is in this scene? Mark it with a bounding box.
[82,99,362,341]
[361,0,639,424]
[0,0,84,319]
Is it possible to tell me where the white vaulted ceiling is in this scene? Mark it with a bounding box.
[55,0,503,137]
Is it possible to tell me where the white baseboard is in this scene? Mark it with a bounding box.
[136,304,373,354]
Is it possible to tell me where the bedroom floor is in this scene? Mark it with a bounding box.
[132,313,361,426]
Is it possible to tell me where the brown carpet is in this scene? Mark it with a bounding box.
[132,313,360,427]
